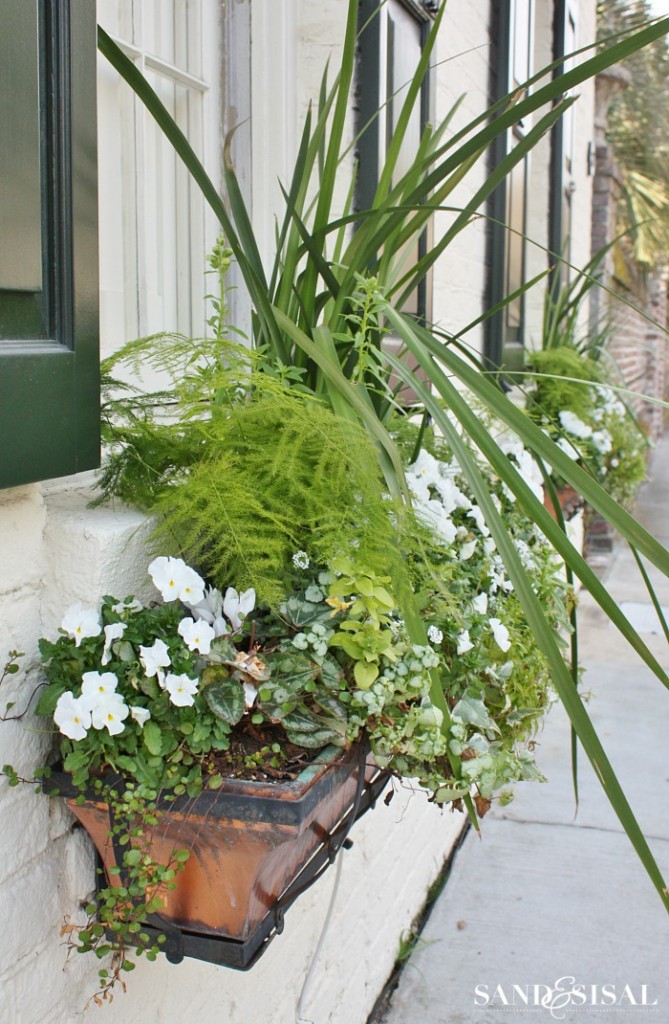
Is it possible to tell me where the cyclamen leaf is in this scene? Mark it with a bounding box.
[282,710,322,734]
[312,695,348,726]
[204,679,245,726]
[267,652,317,689]
[320,656,344,689]
[284,727,342,748]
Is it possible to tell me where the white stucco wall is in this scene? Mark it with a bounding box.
[431,0,492,356]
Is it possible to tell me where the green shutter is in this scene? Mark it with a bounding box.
[0,0,99,488]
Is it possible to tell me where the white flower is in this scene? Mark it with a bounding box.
[592,429,612,455]
[101,622,127,665]
[472,592,488,615]
[139,638,171,681]
[80,671,119,710]
[427,625,443,645]
[223,587,256,631]
[611,457,620,468]
[60,604,102,647]
[459,539,478,561]
[555,436,581,461]
[189,586,224,627]
[54,691,91,740]
[407,449,442,501]
[165,673,199,707]
[467,505,490,537]
[489,557,513,594]
[292,550,310,570]
[489,617,511,652]
[90,692,129,736]
[415,499,458,545]
[243,682,258,707]
[148,556,205,605]
[457,630,474,655]
[111,597,143,616]
[130,706,151,727]
[178,617,216,654]
[559,410,593,441]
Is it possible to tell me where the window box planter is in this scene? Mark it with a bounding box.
[49,743,386,968]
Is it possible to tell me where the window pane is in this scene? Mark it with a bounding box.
[505,158,527,335]
[0,0,42,295]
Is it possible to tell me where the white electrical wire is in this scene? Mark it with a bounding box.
[295,851,346,1024]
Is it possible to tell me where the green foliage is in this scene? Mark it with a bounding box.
[599,1,669,267]
[67,781,188,1008]
[525,346,647,505]
[153,388,403,606]
[92,3,669,913]
[526,347,603,420]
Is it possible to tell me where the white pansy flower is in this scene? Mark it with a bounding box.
[483,536,497,555]
[407,449,442,501]
[457,630,474,655]
[80,671,119,710]
[223,587,256,631]
[467,505,490,537]
[178,617,216,655]
[54,691,91,740]
[472,592,488,615]
[414,498,457,544]
[148,556,205,605]
[559,410,593,441]
[139,638,171,682]
[130,706,151,727]
[459,539,477,561]
[435,474,470,514]
[101,622,127,666]
[90,692,129,736]
[489,617,512,652]
[164,673,199,707]
[60,604,102,647]
[427,625,443,645]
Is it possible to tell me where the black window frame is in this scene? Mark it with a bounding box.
[0,0,99,489]
[486,0,534,374]
[356,0,437,327]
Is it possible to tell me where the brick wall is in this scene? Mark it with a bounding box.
[591,70,668,442]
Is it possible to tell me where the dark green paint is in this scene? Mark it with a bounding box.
[0,0,100,488]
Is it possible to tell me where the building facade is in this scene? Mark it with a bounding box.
[0,3,599,1020]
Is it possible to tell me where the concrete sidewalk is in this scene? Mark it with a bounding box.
[380,436,669,1024]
